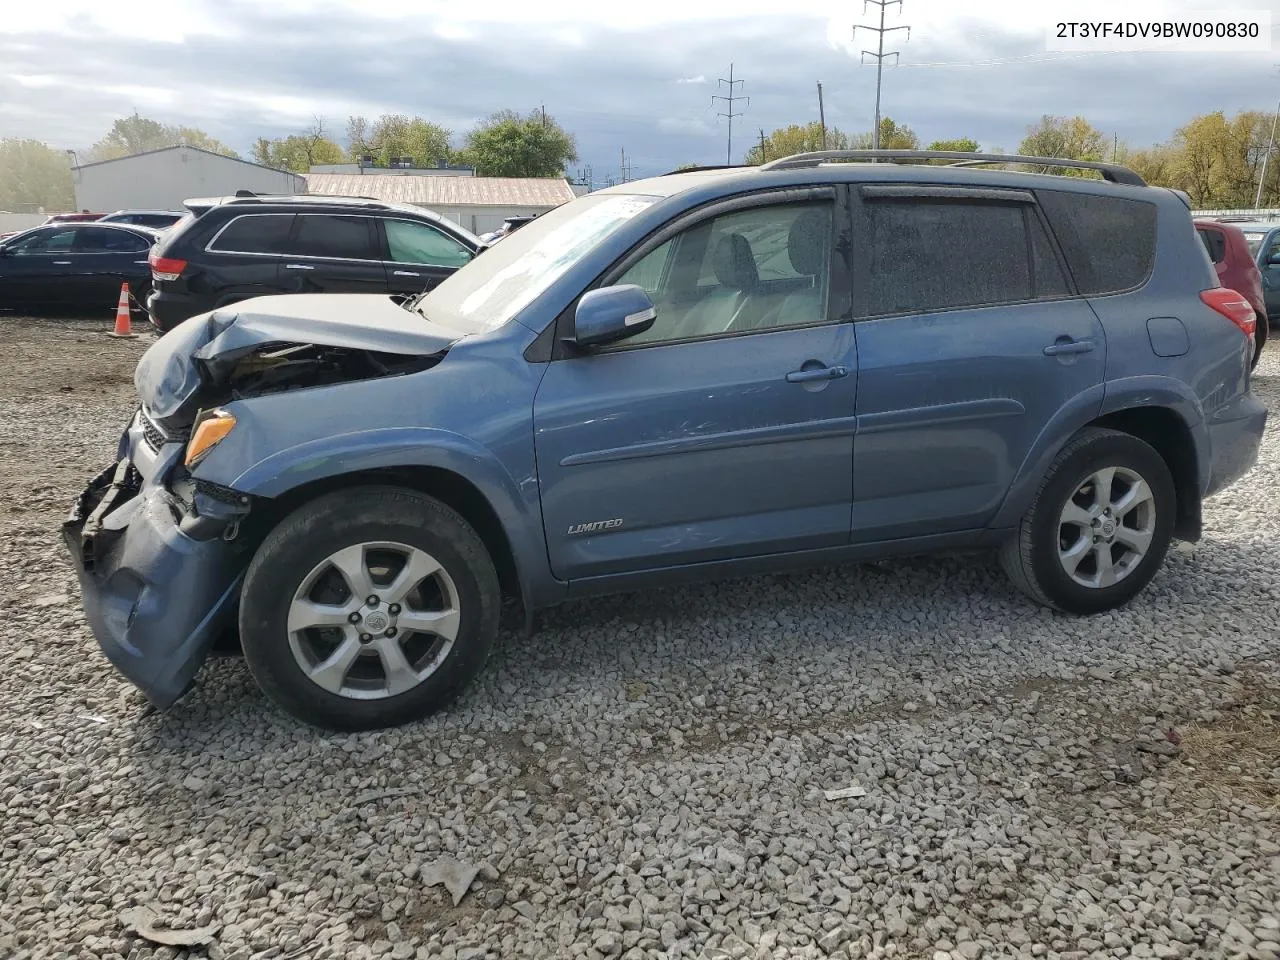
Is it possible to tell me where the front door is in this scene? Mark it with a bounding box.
[534,191,858,582]
[849,186,1106,541]
[378,218,474,296]
[0,226,81,310]
[278,214,387,294]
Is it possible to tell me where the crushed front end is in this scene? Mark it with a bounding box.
[62,408,252,709]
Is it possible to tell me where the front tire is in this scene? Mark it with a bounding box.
[1000,428,1175,614]
[239,486,501,730]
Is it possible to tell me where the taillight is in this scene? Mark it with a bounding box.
[149,250,187,281]
[1201,287,1256,341]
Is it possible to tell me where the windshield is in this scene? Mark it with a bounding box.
[420,193,658,331]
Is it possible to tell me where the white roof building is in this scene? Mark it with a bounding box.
[304,173,577,235]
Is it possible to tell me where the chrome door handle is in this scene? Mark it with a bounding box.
[1043,339,1095,356]
[284,263,315,270]
[392,270,421,277]
[786,364,849,383]
[53,260,72,265]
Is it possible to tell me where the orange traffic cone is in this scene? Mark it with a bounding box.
[109,282,135,338]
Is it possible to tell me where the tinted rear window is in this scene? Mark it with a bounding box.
[1037,191,1157,295]
[865,199,1068,315]
[209,214,294,254]
[1196,227,1226,264]
[291,215,378,260]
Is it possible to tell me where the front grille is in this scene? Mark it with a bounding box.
[195,478,246,506]
[140,413,168,452]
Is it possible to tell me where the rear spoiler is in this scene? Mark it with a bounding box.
[1167,188,1192,209]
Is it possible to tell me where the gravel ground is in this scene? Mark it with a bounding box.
[1,316,1278,960]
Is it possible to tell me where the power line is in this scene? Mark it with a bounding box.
[854,0,910,150]
[712,62,749,166]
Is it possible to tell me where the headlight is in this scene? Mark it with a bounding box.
[185,409,237,467]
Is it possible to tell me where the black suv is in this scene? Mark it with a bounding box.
[146,194,481,331]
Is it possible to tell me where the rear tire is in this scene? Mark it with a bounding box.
[239,486,501,730]
[1252,312,1269,370]
[1000,427,1175,614]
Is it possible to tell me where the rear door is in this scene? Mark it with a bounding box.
[69,226,152,307]
[849,184,1105,542]
[377,218,475,296]
[0,227,80,309]
[199,212,295,305]
[280,214,387,294]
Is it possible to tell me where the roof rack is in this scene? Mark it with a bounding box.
[663,163,754,175]
[757,150,1146,186]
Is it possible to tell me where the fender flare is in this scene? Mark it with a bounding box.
[991,378,1206,529]
[223,428,556,618]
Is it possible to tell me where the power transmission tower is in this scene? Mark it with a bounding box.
[619,147,633,183]
[712,63,749,165]
[854,1,910,150]
[817,81,828,150]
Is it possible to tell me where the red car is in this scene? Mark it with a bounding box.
[44,212,105,224]
[1196,219,1268,368]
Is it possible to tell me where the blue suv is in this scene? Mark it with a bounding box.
[63,150,1267,730]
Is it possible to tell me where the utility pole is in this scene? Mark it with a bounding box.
[712,63,749,166]
[1257,101,1279,208]
[759,128,768,162]
[1113,133,1118,162]
[817,81,828,150]
[854,1,910,151]
[540,104,547,128]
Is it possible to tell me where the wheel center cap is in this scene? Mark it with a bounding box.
[1101,520,1116,537]
[364,610,390,633]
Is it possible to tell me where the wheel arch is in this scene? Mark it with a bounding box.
[249,466,532,631]
[994,379,1206,542]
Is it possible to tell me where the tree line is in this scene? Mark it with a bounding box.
[251,110,577,178]
[4,107,1279,214]
[741,111,1280,208]
[0,110,580,213]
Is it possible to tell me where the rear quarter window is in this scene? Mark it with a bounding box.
[1196,227,1226,264]
[208,214,295,255]
[1037,191,1157,295]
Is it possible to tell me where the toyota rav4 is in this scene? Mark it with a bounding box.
[63,150,1267,730]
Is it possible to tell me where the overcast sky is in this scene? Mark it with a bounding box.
[1,0,1277,182]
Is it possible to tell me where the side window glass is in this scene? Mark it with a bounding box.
[1029,213,1071,298]
[614,201,833,346]
[866,200,1032,316]
[11,229,75,255]
[290,215,378,260]
[1196,228,1226,265]
[1037,191,1156,294]
[384,220,473,268]
[1265,235,1280,268]
[75,228,148,253]
[210,215,294,254]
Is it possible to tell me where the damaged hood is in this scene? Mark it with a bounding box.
[136,294,466,420]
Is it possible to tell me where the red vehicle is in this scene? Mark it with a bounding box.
[1196,219,1268,368]
[43,212,106,224]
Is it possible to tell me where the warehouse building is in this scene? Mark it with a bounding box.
[72,146,306,212]
[304,172,577,235]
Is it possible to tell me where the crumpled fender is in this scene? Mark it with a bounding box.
[201,426,558,610]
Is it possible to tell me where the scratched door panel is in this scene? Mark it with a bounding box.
[533,323,858,581]
[851,298,1105,540]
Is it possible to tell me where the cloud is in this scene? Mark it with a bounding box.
[1,0,1275,182]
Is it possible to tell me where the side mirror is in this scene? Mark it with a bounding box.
[570,284,656,348]
[1267,252,1280,266]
